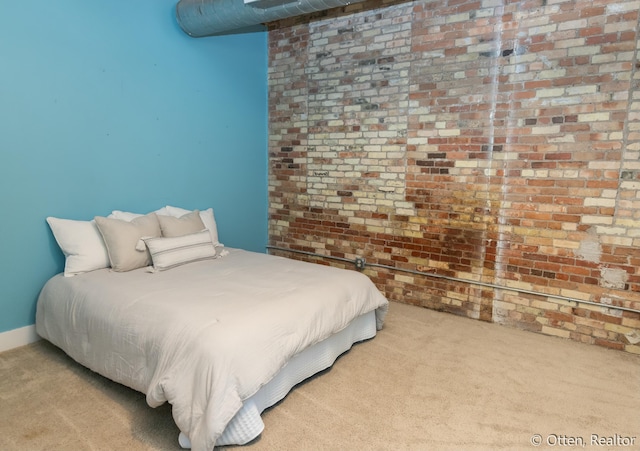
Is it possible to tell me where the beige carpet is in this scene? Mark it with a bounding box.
[1,301,638,451]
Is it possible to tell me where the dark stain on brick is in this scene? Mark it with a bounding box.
[337,190,353,197]
[363,103,379,111]
[338,27,353,34]
[502,48,514,57]
[552,116,564,123]
[281,146,293,152]
[358,59,376,66]
[427,152,446,159]
[525,118,537,125]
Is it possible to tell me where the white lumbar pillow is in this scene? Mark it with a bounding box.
[143,230,217,271]
[46,217,110,277]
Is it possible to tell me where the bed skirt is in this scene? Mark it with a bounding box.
[179,309,377,448]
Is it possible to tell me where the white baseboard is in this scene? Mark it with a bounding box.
[0,325,40,353]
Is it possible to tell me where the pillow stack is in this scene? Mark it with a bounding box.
[46,206,221,276]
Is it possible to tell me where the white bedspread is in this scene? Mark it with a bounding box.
[36,248,388,451]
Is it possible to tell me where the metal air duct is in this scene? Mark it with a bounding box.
[176,0,366,37]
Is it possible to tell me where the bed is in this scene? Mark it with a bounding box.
[37,207,388,451]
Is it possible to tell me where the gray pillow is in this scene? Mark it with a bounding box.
[157,209,205,237]
[94,213,161,272]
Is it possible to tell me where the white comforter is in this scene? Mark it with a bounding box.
[36,248,388,451]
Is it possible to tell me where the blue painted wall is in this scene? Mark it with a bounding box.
[0,1,268,333]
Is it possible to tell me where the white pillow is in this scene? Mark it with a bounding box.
[46,217,110,277]
[165,206,220,246]
[109,206,170,221]
[143,230,217,271]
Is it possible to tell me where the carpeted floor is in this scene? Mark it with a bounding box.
[1,301,638,451]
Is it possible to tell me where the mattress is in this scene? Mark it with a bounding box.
[36,248,388,450]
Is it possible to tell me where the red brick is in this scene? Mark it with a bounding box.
[268,0,640,354]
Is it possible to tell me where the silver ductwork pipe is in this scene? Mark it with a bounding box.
[176,0,366,37]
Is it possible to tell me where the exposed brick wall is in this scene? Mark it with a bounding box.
[268,0,640,353]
